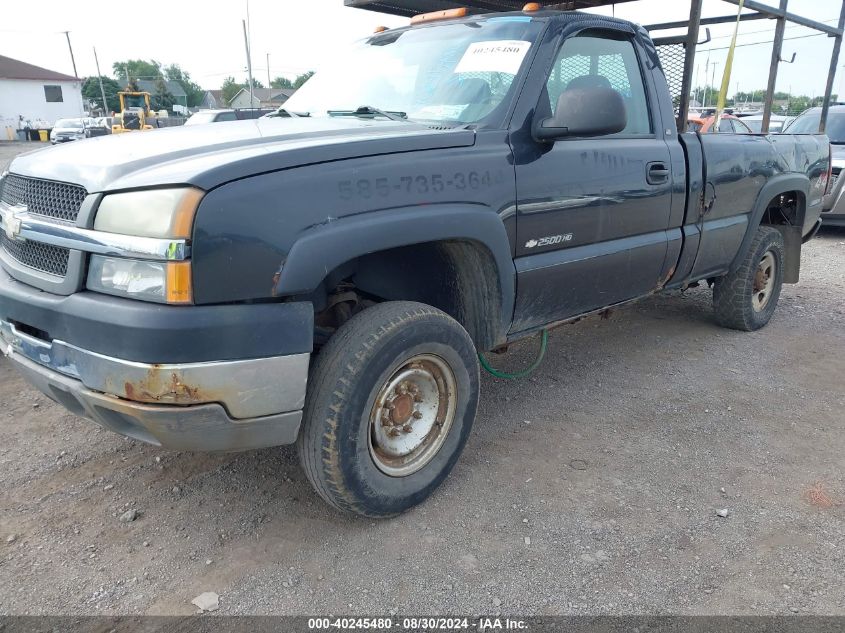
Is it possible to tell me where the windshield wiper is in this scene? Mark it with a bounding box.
[327,106,410,122]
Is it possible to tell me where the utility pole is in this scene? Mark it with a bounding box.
[63,31,78,78]
[266,53,271,89]
[93,47,109,115]
[709,61,720,109]
[243,20,255,108]
[694,64,702,107]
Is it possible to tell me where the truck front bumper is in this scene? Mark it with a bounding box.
[0,268,313,451]
[6,352,304,451]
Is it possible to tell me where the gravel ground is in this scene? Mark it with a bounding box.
[0,141,844,616]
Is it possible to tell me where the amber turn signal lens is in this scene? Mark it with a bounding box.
[523,2,542,10]
[166,261,193,304]
[411,8,468,24]
[374,25,388,33]
[171,188,204,239]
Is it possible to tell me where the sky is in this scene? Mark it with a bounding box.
[0,0,842,98]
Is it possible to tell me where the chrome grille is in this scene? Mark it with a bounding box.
[0,174,87,223]
[0,233,69,277]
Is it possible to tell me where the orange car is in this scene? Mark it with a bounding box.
[687,113,753,134]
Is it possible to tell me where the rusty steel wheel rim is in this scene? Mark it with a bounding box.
[368,354,457,477]
[752,251,777,312]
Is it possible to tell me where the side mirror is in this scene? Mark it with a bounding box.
[534,86,627,141]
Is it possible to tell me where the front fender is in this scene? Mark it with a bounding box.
[275,204,516,337]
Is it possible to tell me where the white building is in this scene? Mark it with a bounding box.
[0,55,84,132]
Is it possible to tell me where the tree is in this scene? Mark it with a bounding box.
[152,76,175,111]
[164,64,205,108]
[82,76,122,113]
[271,76,294,89]
[222,76,241,104]
[112,59,161,82]
[293,71,315,89]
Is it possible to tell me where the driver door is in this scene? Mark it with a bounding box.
[511,32,674,333]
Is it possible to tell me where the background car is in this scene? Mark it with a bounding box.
[738,113,793,133]
[185,109,239,125]
[49,118,88,144]
[86,117,112,137]
[687,113,753,134]
[95,117,113,134]
[185,109,277,125]
[790,105,845,226]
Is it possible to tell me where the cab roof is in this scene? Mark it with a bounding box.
[373,7,638,36]
[345,0,636,17]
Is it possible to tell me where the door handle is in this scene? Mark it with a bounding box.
[647,162,670,185]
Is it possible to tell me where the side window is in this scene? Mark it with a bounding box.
[718,117,735,133]
[546,34,651,135]
[44,85,63,103]
[216,112,237,122]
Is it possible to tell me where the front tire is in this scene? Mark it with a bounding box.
[713,226,785,331]
[297,301,479,518]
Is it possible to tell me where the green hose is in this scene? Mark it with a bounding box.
[478,330,549,380]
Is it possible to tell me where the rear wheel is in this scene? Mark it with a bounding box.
[713,226,785,331]
[297,301,479,518]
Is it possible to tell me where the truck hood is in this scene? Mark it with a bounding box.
[8,117,476,193]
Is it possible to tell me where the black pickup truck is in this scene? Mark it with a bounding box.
[0,8,830,517]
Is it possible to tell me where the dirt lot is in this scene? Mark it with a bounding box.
[0,141,844,616]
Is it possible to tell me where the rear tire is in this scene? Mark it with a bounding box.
[713,226,785,331]
[297,301,479,518]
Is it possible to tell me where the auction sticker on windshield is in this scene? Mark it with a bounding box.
[454,40,532,75]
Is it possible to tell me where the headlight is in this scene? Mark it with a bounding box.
[94,187,203,238]
[87,256,192,304]
[88,187,202,304]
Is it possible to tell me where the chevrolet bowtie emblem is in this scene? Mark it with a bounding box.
[0,204,26,241]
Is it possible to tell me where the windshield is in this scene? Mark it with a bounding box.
[786,111,845,142]
[283,18,543,126]
[123,94,147,109]
[186,112,220,125]
[55,119,83,129]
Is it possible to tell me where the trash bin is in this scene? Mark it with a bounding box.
[38,129,48,142]
[16,130,27,141]
[27,129,38,141]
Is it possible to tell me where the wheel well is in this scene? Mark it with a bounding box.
[308,240,504,351]
[757,189,804,284]
[759,190,804,229]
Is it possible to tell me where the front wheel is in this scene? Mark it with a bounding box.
[297,301,479,518]
[713,226,785,331]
